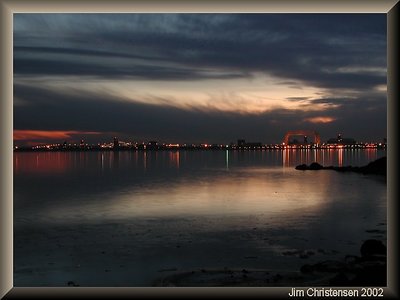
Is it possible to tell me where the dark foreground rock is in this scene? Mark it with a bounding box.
[300,239,387,286]
[154,239,386,287]
[295,157,386,176]
[360,239,386,257]
[295,162,323,170]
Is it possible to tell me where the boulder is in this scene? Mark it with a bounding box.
[295,164,308,170]
[295,157,386,177]
[360,157,387,176]
[360,239,386,257]
[309,162,323,170]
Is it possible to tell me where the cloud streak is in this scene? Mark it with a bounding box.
[14,14,386,89]
[14,83,386,144]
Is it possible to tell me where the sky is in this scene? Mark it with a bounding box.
[13,13,387,145]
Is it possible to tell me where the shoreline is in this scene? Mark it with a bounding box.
[295,157,387,177]
[14,215,386,287]
[153,239,386,287]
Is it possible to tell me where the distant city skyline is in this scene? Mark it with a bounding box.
[13,14,387,146]
[13,130,386,148]
[14,133,387,151]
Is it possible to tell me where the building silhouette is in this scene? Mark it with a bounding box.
[237,139,246,147]
[113,137,119,149]
[237,139,262,149]
[327,133,356,145]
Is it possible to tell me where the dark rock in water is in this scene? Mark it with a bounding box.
[309,162,323,170]
[295,157,386,176]
[299,239,387,286]
[360,239,386,257]
[360,156,387,176]
[295,164,308,170]
[295,162,323,170]
[67,281,79,287]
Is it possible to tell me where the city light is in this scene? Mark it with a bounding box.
[13,139,386,152]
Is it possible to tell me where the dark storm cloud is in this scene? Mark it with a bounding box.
[14,14,386,89]
[14,84,386,144]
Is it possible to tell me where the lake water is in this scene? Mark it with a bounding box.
[13,149,387,286]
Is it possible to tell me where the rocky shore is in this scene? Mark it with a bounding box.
[154,239,386,287]
[295,157,386,176]
[300,239,386,286]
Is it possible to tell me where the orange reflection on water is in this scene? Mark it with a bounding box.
[20,150,386,223]
[14,152,71,174]
[169,151,180,169]
[60,168,334,221]
[338,149,343,167]
[282,149,380,168]
[283,149,323,167]
[365,148,378,163]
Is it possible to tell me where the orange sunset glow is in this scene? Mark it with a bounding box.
[13,130,101,141]
[304,117,336,124]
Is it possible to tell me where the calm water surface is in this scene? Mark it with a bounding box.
[14,149,387,286]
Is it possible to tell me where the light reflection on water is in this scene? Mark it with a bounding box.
[13,150,387,286]
[14,148,383,175]
[14,149,386,224]
[281,148,381,168]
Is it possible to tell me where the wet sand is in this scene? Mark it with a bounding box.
[14,214,386,287]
